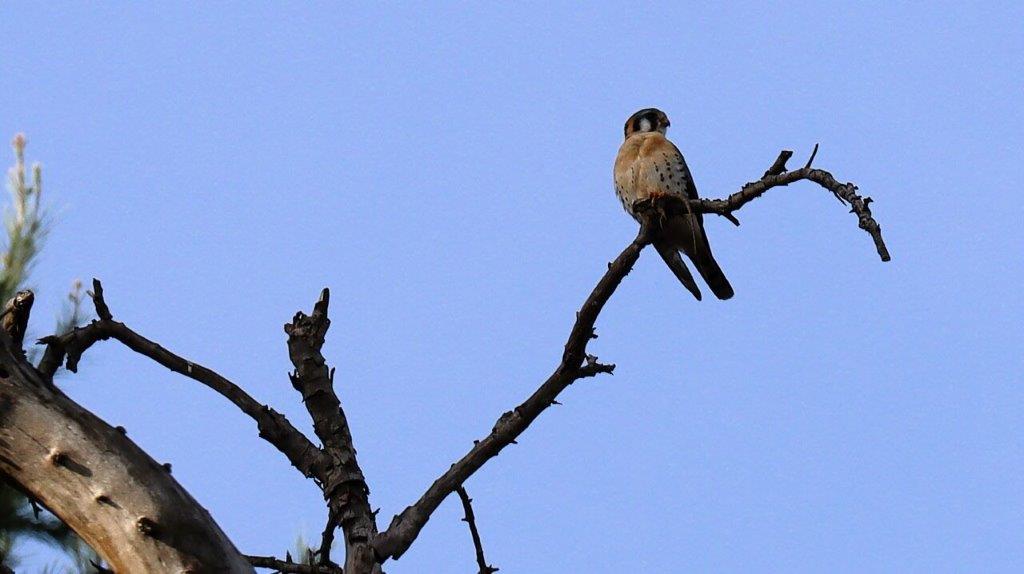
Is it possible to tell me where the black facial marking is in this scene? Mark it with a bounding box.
[625,108,663,138]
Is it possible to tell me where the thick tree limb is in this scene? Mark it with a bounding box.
[37,280,326,481]
[284,290,378,573]
[455,486,498,574]
[0,329,253,572]
[372,149,887,562]
[247,554,343,573]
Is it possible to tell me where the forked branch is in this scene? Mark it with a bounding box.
[694,147,890,261]
[36,280,326,480]
[24,147,887,572]
[371,148,889,562]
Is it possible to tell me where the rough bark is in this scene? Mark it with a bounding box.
[0,338,253,573]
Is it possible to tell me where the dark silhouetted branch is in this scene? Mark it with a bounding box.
[373,148,889,562]
[36,279,325,481]
[455,486,498,574]
[247,555,343,574]
[695,147,891,261]
[373,227,641,561]
[763,150,794,178]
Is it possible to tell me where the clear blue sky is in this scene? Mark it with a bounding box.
[3,2,1023,572]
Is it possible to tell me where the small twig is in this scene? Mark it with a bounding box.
[804,143,819,170]
[246,554,343,574]
[455,486,499,574]
[763,150,793,177]
[87,278,112,321]
[685,149,889,261]
[318,509,340,567]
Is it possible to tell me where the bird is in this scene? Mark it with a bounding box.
[613,108,733,300]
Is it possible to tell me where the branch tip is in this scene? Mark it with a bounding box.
[90,278,113,321]
[804,143,820,170]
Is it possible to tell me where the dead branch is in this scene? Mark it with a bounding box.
[372,148,888,561]
[694,147,890,261]
[247,554,344,573]
[17,147,886,571]
[284,290,378,572]
[456,486,498,574]
[36,279,326,481]
[372,230,635,561]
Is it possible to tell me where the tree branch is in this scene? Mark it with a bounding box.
[372,229,638,561]
[0,328,254,571]
[372,148,888,562]
[36,279,326,481]
[247,554,343,574]
[455,486,498,574]
[285,289,378,573]
[694,147,891,261]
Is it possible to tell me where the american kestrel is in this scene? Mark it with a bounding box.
[614,108,733,300]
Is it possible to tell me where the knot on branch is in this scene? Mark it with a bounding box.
[284,288,331,352]
[2,289,35,353]
[578,354,615,379]
[135,516,160,538]
[491,410,520,436]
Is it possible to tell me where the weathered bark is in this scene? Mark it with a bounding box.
[0,341,253,573]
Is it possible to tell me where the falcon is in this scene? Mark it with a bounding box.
[613,108,733,300]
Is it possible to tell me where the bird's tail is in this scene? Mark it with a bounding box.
[654,241,702,301]
[691,250,734,300]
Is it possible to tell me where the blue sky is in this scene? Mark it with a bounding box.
[2,2,1023,572]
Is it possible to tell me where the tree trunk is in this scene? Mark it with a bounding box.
[0,344,253,573]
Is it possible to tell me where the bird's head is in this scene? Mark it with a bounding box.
[624,108,670,139]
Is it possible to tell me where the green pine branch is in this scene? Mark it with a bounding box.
[0,134,101,572]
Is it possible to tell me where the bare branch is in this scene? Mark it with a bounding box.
[692,148,891,261]
[247,555,343,574]
[373,228,645,561]
[36,279,326,481]
[88,277,112,321]
[285,289,378,573]
[317,509,340,569]
[373,149,889,562]
[455,486,498,574]
[763,150,794,178]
